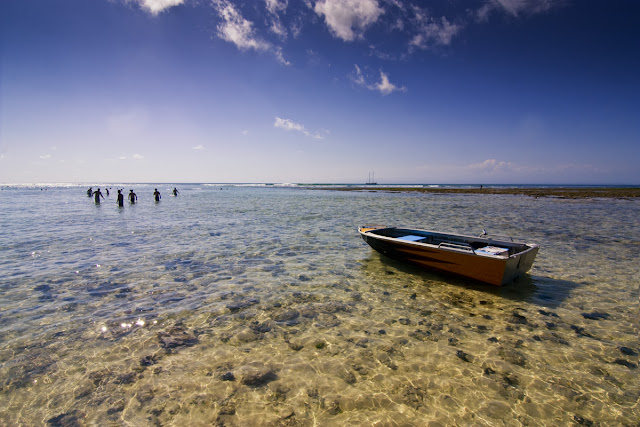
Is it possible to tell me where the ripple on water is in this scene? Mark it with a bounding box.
[0,186,638,425]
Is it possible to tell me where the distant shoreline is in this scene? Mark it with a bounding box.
[319,186,640,199]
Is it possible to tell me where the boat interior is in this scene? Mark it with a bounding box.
[364,227,532,256]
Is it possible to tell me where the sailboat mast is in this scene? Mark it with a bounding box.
[366,171,377,184]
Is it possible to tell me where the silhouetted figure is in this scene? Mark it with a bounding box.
[87,187,92,197]
[128,190,137,204]
[153,188,161,202]
[172,187,179,196]
[117,189,124,207]
[106,188,110,196]
[93,188,104,203]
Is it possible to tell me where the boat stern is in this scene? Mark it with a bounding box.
[501,244,540,285]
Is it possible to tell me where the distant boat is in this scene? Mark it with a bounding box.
[358,225,539,286]
[366,172,377,185]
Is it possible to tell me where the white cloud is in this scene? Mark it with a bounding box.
[213,0,270,51]
[274,117,324,139]
[192,144,205,150]
[39,154,52,160]
[132,154,145,160]
[266,0,288,14]
[374,71,405,95]
[269,19,287,37]
[351,65,406,95]
[314,0,384,41]
[266,0,288,37]
[274,117,305,132]
[273,46,290,65]
[212,0,290,65]
[134,0,184,15]
[410,16,462,50]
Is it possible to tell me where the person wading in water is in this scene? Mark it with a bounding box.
[93,188,104,204]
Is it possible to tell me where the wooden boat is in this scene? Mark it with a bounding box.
[358,225,539,286]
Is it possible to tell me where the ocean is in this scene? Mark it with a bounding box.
[0,184,638,425]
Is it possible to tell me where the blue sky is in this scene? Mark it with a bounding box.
[1,0,638,184]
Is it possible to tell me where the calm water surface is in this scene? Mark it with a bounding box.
[0,185,638,426]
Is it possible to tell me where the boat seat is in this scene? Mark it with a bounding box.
[476,246,509,256]
[397,235,425,242]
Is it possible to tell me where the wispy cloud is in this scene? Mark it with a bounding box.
[115,154,144,160]
[274,117,324,139]
[409,15,462,50]
[133,0,185,15]
[265,0,288,38]
[314,0,384,42]
[477,0,558,21]
[213,0,270,51]
[266,0,288,15]
[468,159,517,173]
[374,71,405,95]
[130,0,562,72]
[464,158,608,179]
[351,65,406,95]
[192,144,205,150]
[352,64,367,86]
[212,0,290,65]
[39,154,52,160]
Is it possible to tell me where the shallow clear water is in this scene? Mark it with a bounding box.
[0,185,638,426]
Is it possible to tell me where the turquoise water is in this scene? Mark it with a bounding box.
[0,184,638,425]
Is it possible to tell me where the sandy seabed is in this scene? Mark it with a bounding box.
[0,185,638,426]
